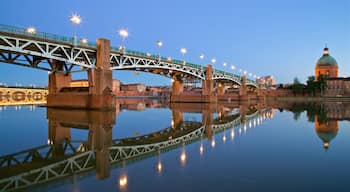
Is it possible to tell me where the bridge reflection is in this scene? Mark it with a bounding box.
[0,100,271,192]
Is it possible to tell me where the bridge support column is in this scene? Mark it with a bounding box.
[201,65,217,102]
[172,109,183,129]
[48,114,71,158]
[48,60,72,94]
[239,76,248,101]
[217,83,225,95]
[169,78,184,102]
[239,104,248,129]
[257,83,266,101]
[202,107,214,140]
[47,39,115,110]
[89,113,113,180]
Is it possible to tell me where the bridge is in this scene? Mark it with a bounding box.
[0,102,272,191]
[0,87,47,106]
[0,24,265,110]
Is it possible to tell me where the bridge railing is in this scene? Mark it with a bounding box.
[111,47,204,70]
[0,24,98,48]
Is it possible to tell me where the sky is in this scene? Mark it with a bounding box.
[0,0,349,86]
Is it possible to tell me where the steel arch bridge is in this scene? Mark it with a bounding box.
[0,24,259,88]
[0,109,267,192]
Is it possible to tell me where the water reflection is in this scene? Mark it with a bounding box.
[0,99,274,192]
[272,101,349,150]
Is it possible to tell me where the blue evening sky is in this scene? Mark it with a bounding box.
[0,0,349,86]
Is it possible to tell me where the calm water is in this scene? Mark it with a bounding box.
[0,100,350,192]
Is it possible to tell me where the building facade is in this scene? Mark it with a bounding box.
[315,47,338,80]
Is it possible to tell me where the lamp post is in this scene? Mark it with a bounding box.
[70,14,81,46]
[180,48,187,65]
[211,58,216,73]
[199,53,204,71]
[223,62,227,75]
[119,29,128,51]
[26,27,36,35]
[156,40,163,58]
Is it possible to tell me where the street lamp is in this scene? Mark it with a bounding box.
[231,65,235,71]
[199,53,204,71]
[26,27,36,34]
[180,48,187,65]
[211,58,216,64]
[119,29,128,51]
[80,38,88,44]
[211,58,216,73]
[70,14,81,46]
[223,62,227,75]
[156,40,163,57]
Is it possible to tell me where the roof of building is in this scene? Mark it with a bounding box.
[326,77,350,81]
[316,47,338,67]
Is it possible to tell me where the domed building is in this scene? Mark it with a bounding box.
[315,116,338,150]
[315,47,338,80]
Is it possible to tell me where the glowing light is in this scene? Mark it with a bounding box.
[119,174,128,188]
[156,40,163,47]
[47,139,53,145]
[211,58,216,64]
[70,14,81,25]
[222,135,227,142]
[243,71,247,75]
[199,143,204,155]
[230,130,235,140]
[119,29,129,38]
[180,150,186,166]
[211,139,216,148]
[199,53,204,60]
[156,161,162,173]
[167,57,172,61]
[231,65,235,70]
[223,62,227,67]
[80,38,88,44]
[26,27,36,34]
[171,120,174,127]
[180,48,187,55]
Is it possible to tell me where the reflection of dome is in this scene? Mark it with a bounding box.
[316,131,338,150]
[316,48,338,67]
[315,116,338,150]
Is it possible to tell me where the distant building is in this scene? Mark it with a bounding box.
[315,47,338,80]
[259,76,275,87]
[324,77,350,97]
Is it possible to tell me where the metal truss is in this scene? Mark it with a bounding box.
[0,34,96,73]
[110,52,205,80]
[0,28,259,87]
[0,140,79,169]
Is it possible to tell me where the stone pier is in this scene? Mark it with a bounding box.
[47,39,115,110]
[170,65,217,103]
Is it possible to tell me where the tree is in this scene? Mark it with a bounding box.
[289,77,305,95]
[306,76,317,95]
[293,77,301,85]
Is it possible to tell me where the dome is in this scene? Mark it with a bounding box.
[316,131,338,150]
[316,47,338,67]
